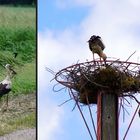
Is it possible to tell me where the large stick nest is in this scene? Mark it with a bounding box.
[55,59,140,105]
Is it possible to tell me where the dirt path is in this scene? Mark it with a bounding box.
[0,93,36,138]
[0,128,36,140]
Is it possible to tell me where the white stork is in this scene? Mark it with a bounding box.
[0,64,16,109]
[88,35,107,63]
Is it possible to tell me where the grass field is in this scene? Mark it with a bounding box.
[0,5,36,93]
[0,93,36,136]
[0,6,35,28]
[0,6,36,62]
[0,6,36,135]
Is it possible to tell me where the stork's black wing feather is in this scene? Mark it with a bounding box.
[96,38,105,50]
[88,42,93,51]
[0,83,11,97]
[89,35,100,41]
[88,35,106,51]
[88,35,97,51]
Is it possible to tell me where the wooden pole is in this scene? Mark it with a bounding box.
[97,91,118,140]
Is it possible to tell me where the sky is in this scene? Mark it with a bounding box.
[38,0,140,140]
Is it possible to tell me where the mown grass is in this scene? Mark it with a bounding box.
[12,62,36,95]
[0,92,36,136]
[0,112,35,136]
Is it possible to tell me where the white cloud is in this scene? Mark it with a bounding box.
[38,29,92,69]
[40,1,140,62]
[127,0,140,7]
[80,0,140,60]
[38,34,65,140]
[38,97,64,140]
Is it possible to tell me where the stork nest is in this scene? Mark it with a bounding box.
[55,59,140,105]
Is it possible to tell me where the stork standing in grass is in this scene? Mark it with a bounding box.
[88,35,107,63]
[0,64,16,109]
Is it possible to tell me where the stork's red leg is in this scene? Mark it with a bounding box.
[100,57,102,65]
[6,94,8,110]
[93,53,96,64]
[93,53,94,60]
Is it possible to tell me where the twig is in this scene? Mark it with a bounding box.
[123,95,140,105]
[46,67,56,75]
[70,89,94,140]
[58,98,73,107]
[125,51,136,62]
[123,104,139,140]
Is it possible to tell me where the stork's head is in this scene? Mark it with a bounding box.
[5,64,11,69]
[88,35,101,43]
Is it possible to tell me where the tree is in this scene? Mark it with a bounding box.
[0,0,36,5]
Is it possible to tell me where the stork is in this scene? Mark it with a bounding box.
[88,35,107,63]
[0,64,16,109]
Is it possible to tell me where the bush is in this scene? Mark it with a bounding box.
[0,27,36,62]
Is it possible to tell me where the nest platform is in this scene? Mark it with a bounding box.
[55,59,140,105]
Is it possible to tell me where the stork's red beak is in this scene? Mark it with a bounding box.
[11,68,17,75]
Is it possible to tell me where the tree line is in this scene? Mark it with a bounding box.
[0,0,36,5]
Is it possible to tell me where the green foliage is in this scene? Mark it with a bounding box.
[0,0,35,5]
[0,6,36,94]
[0,6,35,28]
[0,6,36,92]
[0,6,36,135]
[0,6,36,62]
[0,27,36,62]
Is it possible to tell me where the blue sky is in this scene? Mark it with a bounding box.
[38,1,90,31]
[38,0,140,140]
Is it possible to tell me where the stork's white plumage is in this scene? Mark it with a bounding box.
[88,35,107,62]
[0,75,12,93]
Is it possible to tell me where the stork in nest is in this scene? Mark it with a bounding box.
[88,35,107,63]
[0,64,16,110]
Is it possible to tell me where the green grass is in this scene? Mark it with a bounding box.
[0,6,36,135]
[0,51,21,66]
[12,62,36,95]
[0,6,35,28]
[0,54,36,94]
[0,6,36,62]
[0,6,36,93]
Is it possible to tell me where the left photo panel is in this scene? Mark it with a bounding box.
[0,1,36,140]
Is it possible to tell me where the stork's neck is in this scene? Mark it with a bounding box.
[5,69,13,80]
[6,67,16,79]
[5,74,11,81]
[6,69,13,80]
